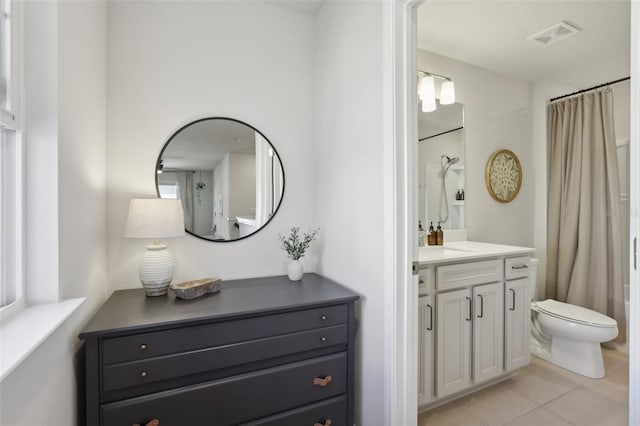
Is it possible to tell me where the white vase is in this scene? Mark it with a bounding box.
[287,259,303,281]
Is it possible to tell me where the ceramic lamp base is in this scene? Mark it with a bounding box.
[139,244,175,296]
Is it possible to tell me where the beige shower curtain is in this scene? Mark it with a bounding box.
[176,171,194,233]
[546,89,625,342]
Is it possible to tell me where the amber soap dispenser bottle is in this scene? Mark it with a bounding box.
[436,222,444,246]
[427,222,436,246]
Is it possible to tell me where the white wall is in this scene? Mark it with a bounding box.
[614,80,631,141]
[314,2,386,424]
[23,0,59,304]
[417,50,534,246]
[0,1,108,425]
[614,81,631,289]
[106,1,317,288]
[228,152,256,218]
[192,170,213,236]
[107,5,393,424]
[57,0,108,305]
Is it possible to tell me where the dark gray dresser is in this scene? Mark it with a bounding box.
[79,273,359,426]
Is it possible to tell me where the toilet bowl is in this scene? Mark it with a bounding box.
[529,259,619,378]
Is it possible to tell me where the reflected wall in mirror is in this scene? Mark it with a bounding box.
[418,101,465,231]
[156,117,284,242]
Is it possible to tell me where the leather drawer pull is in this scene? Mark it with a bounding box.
[314,420,332,426]
[313,375,333,386]
[133,419,159,426]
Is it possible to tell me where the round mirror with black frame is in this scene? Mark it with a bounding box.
[155,117,285,242]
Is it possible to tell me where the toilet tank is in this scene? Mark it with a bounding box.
[530,258,539,300]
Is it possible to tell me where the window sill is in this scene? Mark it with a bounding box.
[0,297,86,381]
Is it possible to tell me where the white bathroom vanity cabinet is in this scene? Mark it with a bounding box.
[417,242,534,409]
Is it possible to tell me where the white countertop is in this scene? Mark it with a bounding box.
[419,241,535,266]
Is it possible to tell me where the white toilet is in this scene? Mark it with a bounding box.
[529,258,618,378]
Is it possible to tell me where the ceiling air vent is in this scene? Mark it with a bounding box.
[527,21,581,47]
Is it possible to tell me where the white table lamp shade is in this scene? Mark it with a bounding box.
[125,198,185,239]
[124,199,185,296]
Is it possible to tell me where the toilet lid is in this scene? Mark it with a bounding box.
[536,299,618,327]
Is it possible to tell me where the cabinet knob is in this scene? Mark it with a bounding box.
[140,344,147,351]
[314,420,332,426]
[140,370,148,378]
[320,336,327,342]
[313,375,333,387]
[320,315,327,321]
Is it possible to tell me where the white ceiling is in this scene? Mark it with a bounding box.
[161,120,256,171]
[417,0,630,88]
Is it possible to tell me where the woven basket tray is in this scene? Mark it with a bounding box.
[171,278,221,300]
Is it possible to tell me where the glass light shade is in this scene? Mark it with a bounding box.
[124,198,185,239]
[421,95,437,112]
[440,80,456,105]
[418,75,436,101]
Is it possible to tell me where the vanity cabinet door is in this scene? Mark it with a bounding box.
[436,289,471,398]
[472,282,504,384]
[418,295,435,406]
[505,278,531,371]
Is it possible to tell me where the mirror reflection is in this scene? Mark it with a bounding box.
[156,118,284,242]
[418,101,465,231]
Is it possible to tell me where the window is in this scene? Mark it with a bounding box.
[158,183,179,199]
[1,0,18,124]
[1,0,9,110]
[0,127,22,307]
[1,0,22,309]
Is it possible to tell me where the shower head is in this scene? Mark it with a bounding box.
[440,155,460,175]
[442,155,460,166]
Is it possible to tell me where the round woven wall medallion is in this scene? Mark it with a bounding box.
[485,149,522,203]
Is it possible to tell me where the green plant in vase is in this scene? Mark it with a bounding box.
[279,227,319,280]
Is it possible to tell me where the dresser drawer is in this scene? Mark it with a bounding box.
[101,352,347,426]
[103,324,347,393]
[240,395,347,426]
[505,256,531,280]
[103,304,347,365]
[436,259,503,291]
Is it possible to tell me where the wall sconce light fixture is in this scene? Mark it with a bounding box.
[417,70,456,112]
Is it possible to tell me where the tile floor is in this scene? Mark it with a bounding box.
[418,348,629,426]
